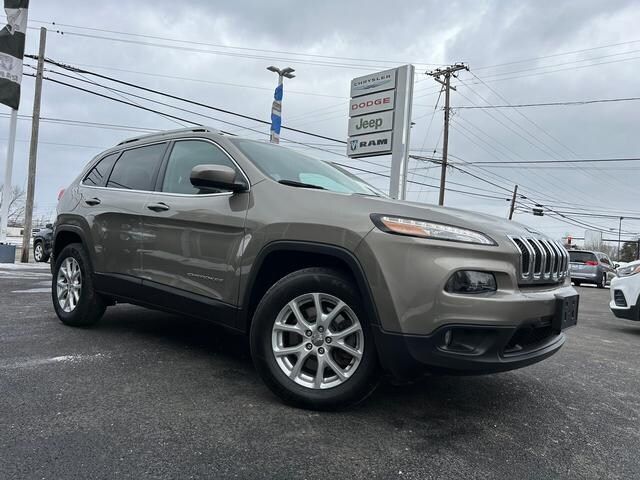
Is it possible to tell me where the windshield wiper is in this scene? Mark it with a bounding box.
[278,180,326,190]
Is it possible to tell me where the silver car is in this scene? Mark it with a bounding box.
[569,250,616,288]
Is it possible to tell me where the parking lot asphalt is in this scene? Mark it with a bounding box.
[1,263,639,480]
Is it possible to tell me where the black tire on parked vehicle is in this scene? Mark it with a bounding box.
[51,243,106,327]
[597,273,607,289]
[33,240,50,263]
[250,267,380,410]
[573,280,581,286]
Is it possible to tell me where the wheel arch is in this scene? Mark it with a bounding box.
[52,225,89,264]
[238,241,380,333]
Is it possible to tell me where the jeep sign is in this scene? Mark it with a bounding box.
[348,110,393,136]
[347,131,393,156]
[349,90,395,117]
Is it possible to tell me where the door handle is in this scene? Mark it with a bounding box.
[146,202,170,212]
[84,198,101,206]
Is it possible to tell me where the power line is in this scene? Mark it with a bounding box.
[468,157,640,165]
[30,19,445,69]
[30,56,348,145]
[456,96,640,109]
[475,38,640,70]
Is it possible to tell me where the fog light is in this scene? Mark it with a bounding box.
[445,271,497,294]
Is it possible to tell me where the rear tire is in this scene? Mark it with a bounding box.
[597,273,606,289]
[34,241,49,263]
[573,280,581,286]
[51,243,106,327]
[250,267,379,410]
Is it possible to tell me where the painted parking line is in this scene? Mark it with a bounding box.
[11,287,51,293]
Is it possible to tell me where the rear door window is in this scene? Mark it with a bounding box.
[569,251,597,264]
[83,152,120,187]
[106,143,167,191]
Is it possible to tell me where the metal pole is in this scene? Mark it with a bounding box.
[617,216,623,262]
[0,108,18,243]
[508,184,518,220]
[389,64,414,200]
[20,27,46,263]
[270,74,283,144]
[438,73,451,206]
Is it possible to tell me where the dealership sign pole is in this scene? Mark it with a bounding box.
[0,0,28,246]
[347,64,414,200]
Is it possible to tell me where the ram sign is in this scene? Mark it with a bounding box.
[348,131,393,156]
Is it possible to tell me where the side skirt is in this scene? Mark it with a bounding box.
[93,273,241,332]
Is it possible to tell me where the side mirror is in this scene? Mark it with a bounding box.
[614,263,620,269]
[190,164,248,193]
[45,223,53,229]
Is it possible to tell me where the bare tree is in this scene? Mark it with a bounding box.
[0,184,26,227]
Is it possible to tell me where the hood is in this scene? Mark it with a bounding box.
[348,194,545,241]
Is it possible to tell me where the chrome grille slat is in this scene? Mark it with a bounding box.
[509,236,569,285]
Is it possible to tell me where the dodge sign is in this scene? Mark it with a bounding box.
[349,90,395,117]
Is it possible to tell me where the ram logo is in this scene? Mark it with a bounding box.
[350,140,358,151]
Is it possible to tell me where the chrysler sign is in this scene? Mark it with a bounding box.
[349,68,396,97]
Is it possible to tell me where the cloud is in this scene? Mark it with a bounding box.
[0,0,638,239]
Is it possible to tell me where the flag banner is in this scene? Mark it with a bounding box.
[270,83,283,143]
[0,0,28,110]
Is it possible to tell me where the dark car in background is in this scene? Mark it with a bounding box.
[569,250,616,288]
[33,223,53,262]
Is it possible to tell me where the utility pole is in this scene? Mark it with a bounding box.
[266,66,295,144]
[617,216,624,262]
[425,63,468,206]
[508,185,518,220]
[20,27,46,263]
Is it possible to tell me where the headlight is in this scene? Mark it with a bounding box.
[370,214,496,245]
[617,265,640,277]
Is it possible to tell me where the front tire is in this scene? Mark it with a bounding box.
[597,273,606,289]
[52,243,106,327]
[250,268,379,410]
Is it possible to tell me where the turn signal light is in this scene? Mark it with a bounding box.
[57,188,65,201]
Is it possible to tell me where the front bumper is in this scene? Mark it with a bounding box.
[373,322,566,379]
[609,277,640,321]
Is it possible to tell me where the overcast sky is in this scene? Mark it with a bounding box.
[2,0,639,243]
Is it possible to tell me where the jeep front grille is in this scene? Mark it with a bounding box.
[509,236,569,285]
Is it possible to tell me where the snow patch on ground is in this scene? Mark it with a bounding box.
[0,353,106,370]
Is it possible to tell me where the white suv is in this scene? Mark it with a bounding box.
[610,260,640,321]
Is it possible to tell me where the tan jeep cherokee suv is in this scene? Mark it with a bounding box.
[51,127,579,410]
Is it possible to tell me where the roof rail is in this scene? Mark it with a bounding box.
[116,126,220,146]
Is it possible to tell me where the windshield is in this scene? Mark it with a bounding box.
[569,251,598,264]
[229,138,381,196]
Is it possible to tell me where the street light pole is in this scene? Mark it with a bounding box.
[267,66,295,144]
[618,216,624,261]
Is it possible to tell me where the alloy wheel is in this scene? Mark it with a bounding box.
[34,243,43,261]
[56,257,82,313]
[271,292,364,390]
